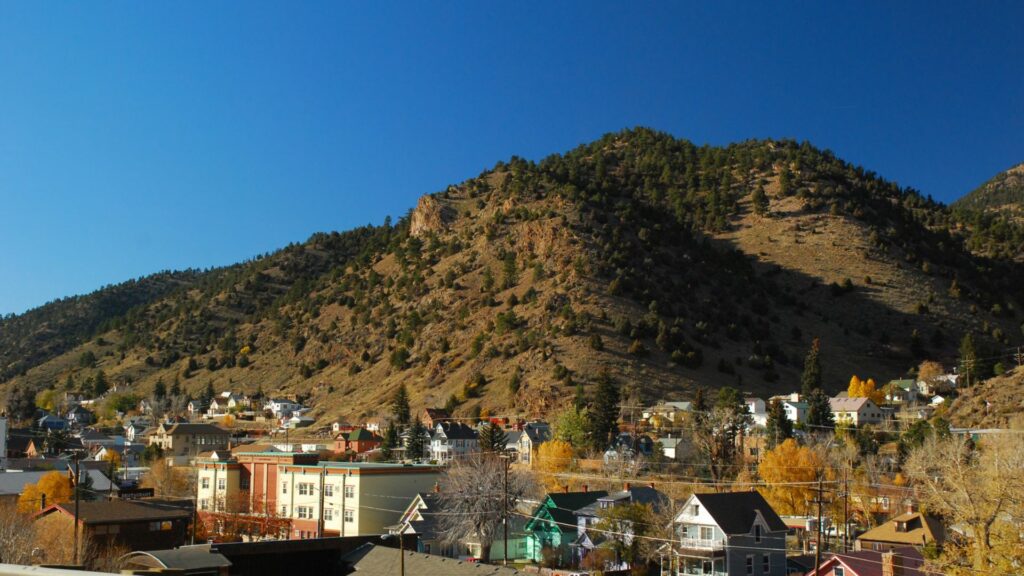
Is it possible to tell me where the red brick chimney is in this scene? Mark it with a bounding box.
[582,485,588,493]
[882,550,902,576]
[624,482,631,491]
[563,485,569,494]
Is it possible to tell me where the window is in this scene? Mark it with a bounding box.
[344,485,355,498]
[691,504,700,516]
[700,526,714,541]
[701,560,712,574]
[280,505,288,516]
[746,554,753,575]
[762,554,770,573]
[296,506,312,519]
[200,499,210,511]
[324,484,334,497]
[834,567,845,576]
[201,478,210,489]
[754,524,761,542]
[149,521,172,531]
[344,509,354,523]
[282,482,288,494]
[298,483,313,496]
[324,508,334,521]
[217,478,226,490]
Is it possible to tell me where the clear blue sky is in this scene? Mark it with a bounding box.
[2,2,1022,315]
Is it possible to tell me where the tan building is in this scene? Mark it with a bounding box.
[277,461,440,539]
[148,422,231,465]
[829,397,884,427]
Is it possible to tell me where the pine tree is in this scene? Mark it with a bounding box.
[586,370,620,450]
[752,185,769,215]
[380,424,399,461]
[202,381,215,404]
[692,386,709,427]
[93,370,109,397]
[801,338,822,398]
[406,417,427,460]
[392,384,411,428]
[805,388,834,430]
[574,380,587,411]
[479,422,508,453]
[153,379,167,401]
[959,332,978,385]
[169,377,182,398]
[764,399,793,450]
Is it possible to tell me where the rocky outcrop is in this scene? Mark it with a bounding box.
[409,195,454,237]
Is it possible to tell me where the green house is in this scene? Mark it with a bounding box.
[524,490,607,566]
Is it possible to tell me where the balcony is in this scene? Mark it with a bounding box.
[677,538,725,550]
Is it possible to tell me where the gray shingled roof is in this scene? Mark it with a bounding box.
[693,491,787,534]
[343,543,521,575]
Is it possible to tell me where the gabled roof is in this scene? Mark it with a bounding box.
[811,547,925,576]
[522,422,551,443]
[348,428,381,442]
[343,542,521,575]
[159,423,229,436]
[829,397,874,411]
[856,512,945,547]
[689,491,787,534]
[434,421,478,440]
[37,498,192,524]
[528,491,608,533]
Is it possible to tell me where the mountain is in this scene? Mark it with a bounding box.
[951,162,1024,259]
[3,129,1023,426]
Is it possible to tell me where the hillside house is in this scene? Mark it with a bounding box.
[429,421,479,463]
[855,511,945,552]
[807,546,926,576]
[265,398,303,419]
[515,421,552,465]
[148,422,231,466]
[744,398,767,427]
[33,499,192,556]
[421,408,451,428]
[671,491,788,576]
[829,397,884,427]
[524,489,608,566]
[334,428,382,454]
[572,485,667,569]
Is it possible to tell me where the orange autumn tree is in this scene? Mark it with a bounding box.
[536,439,574,489]
[757,439,826,515]
[18,471,73,513]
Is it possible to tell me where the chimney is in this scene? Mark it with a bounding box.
[582,484,588,493]
[882,550,902,576]
[905,501,916,514]
[563,485,569,494]
[624,482,631,492]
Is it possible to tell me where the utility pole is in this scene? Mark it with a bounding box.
[73,455,81,565]
[502,455,509,566]
[1016,346,1023,368]
[843,468,850,553]
[341,474,347,538]
[811,475,832,572]
[317,464,326,538]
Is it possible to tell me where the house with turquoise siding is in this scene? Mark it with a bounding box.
[524,489,607,566]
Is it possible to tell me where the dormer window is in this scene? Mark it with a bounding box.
[896,521,907,532]
[754,524,762,542]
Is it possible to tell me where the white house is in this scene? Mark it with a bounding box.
[744,398,767,428]
[672,491,788,576]
[782,400,807,424]
[265,398,303,419]
[829,397,884,427]
[429,422,479,463]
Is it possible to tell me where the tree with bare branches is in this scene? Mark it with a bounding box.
[436,454,537,562]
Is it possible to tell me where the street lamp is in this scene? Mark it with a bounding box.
[380,533,405,576]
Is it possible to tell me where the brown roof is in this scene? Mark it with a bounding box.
[856,512,945,547]
[38,499,192,525]
[231,443,277,454]
[160,423,230,436]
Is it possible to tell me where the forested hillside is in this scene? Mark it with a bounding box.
[4,129,1022,425]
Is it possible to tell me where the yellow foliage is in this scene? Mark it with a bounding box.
[537,439,574,490]
[849,375,885,404]
[18,471,73,513]
[848,375,862,397]
[101,450,122,469]
[757,439,825,515]
[239,345,251,356]
[222,414,236,427]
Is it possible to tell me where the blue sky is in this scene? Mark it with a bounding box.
[1,2,1022,315]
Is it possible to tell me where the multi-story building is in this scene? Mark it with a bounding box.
[196,451,439,540]
[829,397,884,427]
[148,422,231,465]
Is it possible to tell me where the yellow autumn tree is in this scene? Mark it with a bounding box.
[18,471,73,513]
[848,375,863,398]
[848,375,884,404]
[757,439,825,515]
[536,440,574,489]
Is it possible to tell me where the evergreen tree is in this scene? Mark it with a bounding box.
[752,185,770,215]
[692,386,709,427]
[479,422,508,453]
[380,424,399,461]
[201,381,215,404]
[805,388,834,430]
[169,377,181,398]
[501,252,518,289]
[801,338,822,398]
[406,417,427,460]
[573,380,587,411]
[586,370,620,450]
[764,399,793,449]
[959,332,979,385]
[92,370,109,397]
[153,379,167,401]
[392,384,411,428]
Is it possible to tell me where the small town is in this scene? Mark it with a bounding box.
[2,3,1022,576]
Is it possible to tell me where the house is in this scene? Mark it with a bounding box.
[148,422,231,465]
[125,418,151,442]
[36,414,68,431]
[391,492,531,561]
[855,511,945,552]
[0,467,118,505]
[94,443,146,468]
[524,489,608,565]
[658,436,687,460]
[829,398,884,427]
[335,428,383,454]
[782,400,807,424]
[504,430,523,460]
[265,398,303,419]
[515,421,551,465]
[284,414,316,429]
[806,546,926,576]
[572,485,667,569]
[885,379,919,404]
[643,401,692,427]
[65,405,95,427]
[33,498,192,555]
[421,408,451,428]
[671,491,788,576]
[745,398,767,427]
[332,421,355,435]
[138,398,154,414]
[188,400,209,418]
[430,422,479,463]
